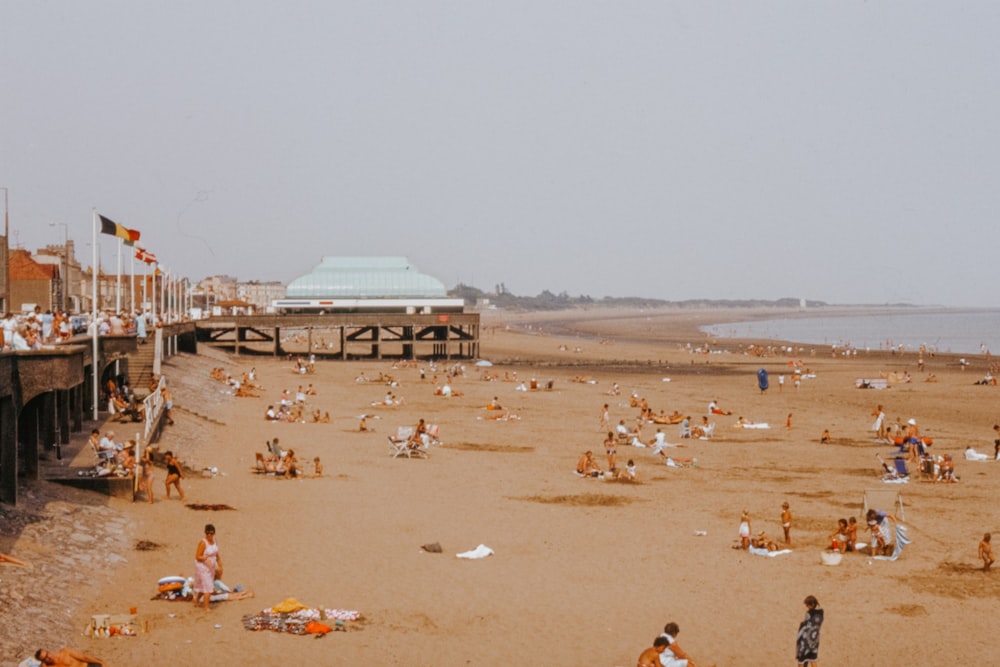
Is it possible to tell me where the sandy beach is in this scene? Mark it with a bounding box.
[4,306,999,666]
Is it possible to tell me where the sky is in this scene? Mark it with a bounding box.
[2,1,999,307]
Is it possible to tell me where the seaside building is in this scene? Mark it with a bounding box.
[238,280,285,312]
[285,256,447,300]
[196,256,478,359]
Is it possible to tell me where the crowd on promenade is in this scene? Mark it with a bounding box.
[0,305,166,351]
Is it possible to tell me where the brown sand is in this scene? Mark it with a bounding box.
[6,306,1000,666]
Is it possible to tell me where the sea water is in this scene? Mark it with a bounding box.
[701,309,1000,356]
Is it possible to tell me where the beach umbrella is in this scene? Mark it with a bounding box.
[757,368,769,393]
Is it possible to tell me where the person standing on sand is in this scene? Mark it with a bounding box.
[795,595,823,667]
[604,431,618,473]
[739,510,751,550]
[871,404,886,439]
[194,524,222,610]
[599,403,610,431]
[781,502,793,546]
[979,533,994,572]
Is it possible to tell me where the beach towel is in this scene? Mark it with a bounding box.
[874,525,911,561]
[456,544,494,559]
[749,547,793,557]
[796,608,824,664]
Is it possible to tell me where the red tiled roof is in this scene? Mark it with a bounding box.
[9,249,57,280]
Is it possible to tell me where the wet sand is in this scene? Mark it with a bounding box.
[4,306,999,666]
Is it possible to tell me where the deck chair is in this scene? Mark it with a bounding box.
[679,422,691,439]
[424,424,442,446]
[388,427,428,459]
[699,422,715,440]
[878,455,909,482]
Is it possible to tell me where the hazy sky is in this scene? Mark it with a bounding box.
[3,2,998,307]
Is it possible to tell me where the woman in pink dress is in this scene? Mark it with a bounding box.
[193,524,222,610]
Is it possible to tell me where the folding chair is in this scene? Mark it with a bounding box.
[388,427,428,459]
[425,424,442,446]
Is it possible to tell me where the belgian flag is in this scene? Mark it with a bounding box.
[99,214,140,244]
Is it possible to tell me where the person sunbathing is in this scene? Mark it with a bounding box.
[709,400,732,415]
[751,530,779,551]
[575,451,602,477]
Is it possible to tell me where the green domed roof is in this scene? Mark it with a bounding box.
[286,257,447,299]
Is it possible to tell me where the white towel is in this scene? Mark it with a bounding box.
[749,547,793,557]
[456,544,494,559]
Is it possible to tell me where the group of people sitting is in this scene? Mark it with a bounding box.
[105,377,144,424]
[88,428,137,478]
[574,450,637,481]
[255,438,322,479]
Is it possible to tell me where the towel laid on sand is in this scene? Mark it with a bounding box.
[749,547,793,557]
[456,544,494,559]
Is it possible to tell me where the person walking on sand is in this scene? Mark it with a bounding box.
[795,595,824,667]
[979,533,994,572]
[194,524,222,610]
[599,403,610,431]
[781,502,793,546]
[164,451,185,501]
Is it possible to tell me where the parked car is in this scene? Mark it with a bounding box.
[70,315,89,335]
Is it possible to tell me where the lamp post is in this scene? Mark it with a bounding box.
[1,187,8,314]
[49,221,68,311]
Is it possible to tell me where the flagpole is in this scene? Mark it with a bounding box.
[129,251,135,314]
[115,237,122,313]
[151,264,157,324]
[91,209,99,420]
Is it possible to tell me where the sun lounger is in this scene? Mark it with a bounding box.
[388,427,428,459]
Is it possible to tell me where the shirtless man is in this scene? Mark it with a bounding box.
[576,451,602,477]
[636,636,669,667]
[979,533,994,572]
[35,647,106,666]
